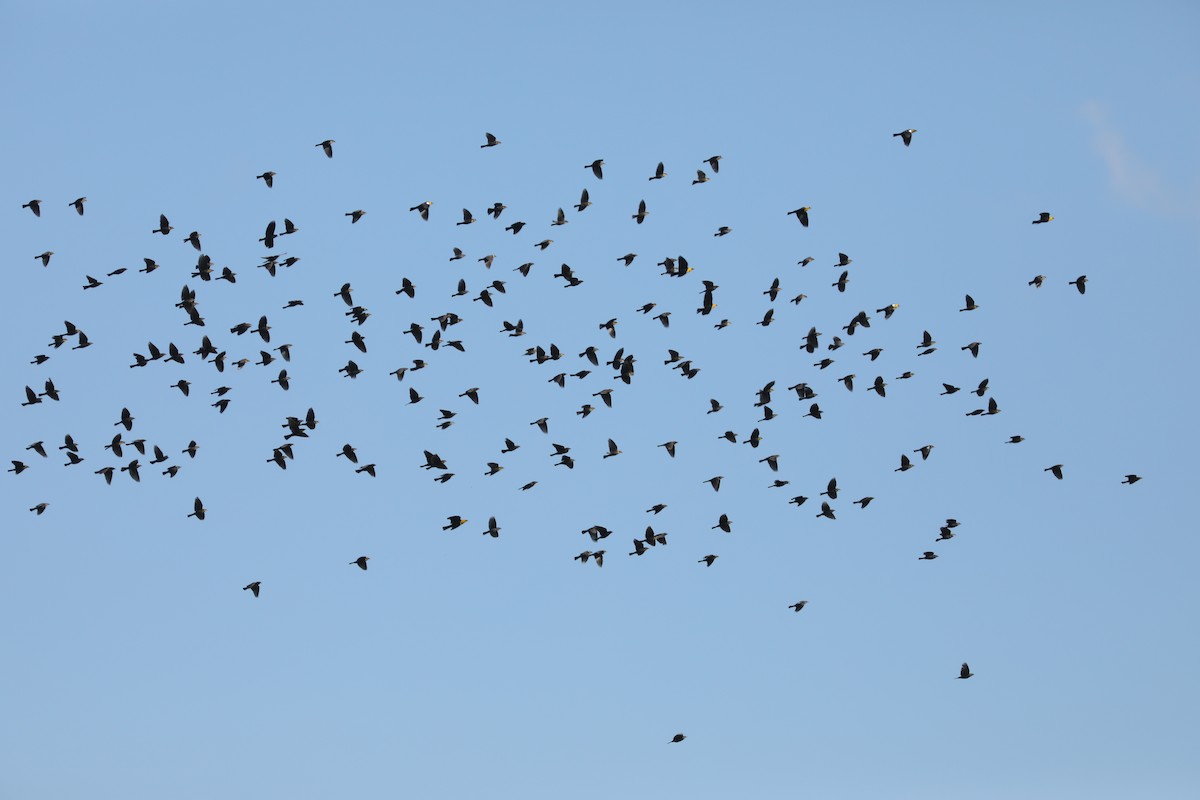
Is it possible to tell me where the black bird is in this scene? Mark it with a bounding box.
[585,159,604,179]
[632,199,648,224]
[188,497,206,520]
[893,129,917,146]
[698,556,717,567]
[1032,212,1054,224]
[352,556,371,570]
[1045,464,1064,480]
[575,188,591,212]
[152,214,172,235]
[705,155,722,172]
[1122,474,1142,484]
[481,132,501,148]
[243,582,261,597]
[1029,275,1046,288]
[958,663,974,679]
[410,201,433,220]
[256,171,275,187]
[23,199,42,217]
[787,207,811,226]
[1069,275,1088,294]
[649,161,666,180]
[789,601,808,612]
[317,139,335,158]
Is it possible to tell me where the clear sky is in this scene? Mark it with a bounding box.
[3,2,1198,798]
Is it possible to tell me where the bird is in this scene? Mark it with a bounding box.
[457,208,476,225]
[1032,212,1054,224]
[152,214,173,235]
[671,733,687,743]
[915,444,935,461]
[410,201,433,220]
[692,169,709,185]
[574,188,592,212]
[958,663,974,679]
[1007,436,1025,444]
[1122,474,1142,484]
[243,582,261,597]
[36,251,54,267]
[960,294,978,312]
[918,552,938,560]
[1045,464,1064,480]
[712,514,732,533]
[699,555,718,567]
[346,209,367,224]
[70,196,87,215]
[22,199,42,217]
[787,207,811,226]
[788,601,808,612]
[442,516,468,531]
[256,171,275,187]
[585,159,604,179]
[603,439,622,458]
[188,497,206,520]
[816,502,836,520]
[632,199,648,224]
[705,476,723,492]
[896,454,914,472]
[351,556,370,570]
[1028,275,1046,288]
[1069,275,1088,294]
[705,155,722,172]
[482,518,501,538]
[649,161,666,180]
[317,139,335,157]
[481,132,501,148]
[893,129,917,146]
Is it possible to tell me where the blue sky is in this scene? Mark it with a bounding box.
[2,2,1198,798]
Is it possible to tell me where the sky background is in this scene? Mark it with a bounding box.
[2,2,1199,798]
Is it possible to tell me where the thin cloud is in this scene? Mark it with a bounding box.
[1081,101,1199,218]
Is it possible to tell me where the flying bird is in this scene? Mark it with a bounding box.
[893,129,917,146]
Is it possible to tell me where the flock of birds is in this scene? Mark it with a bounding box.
[12,128,1143,741]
